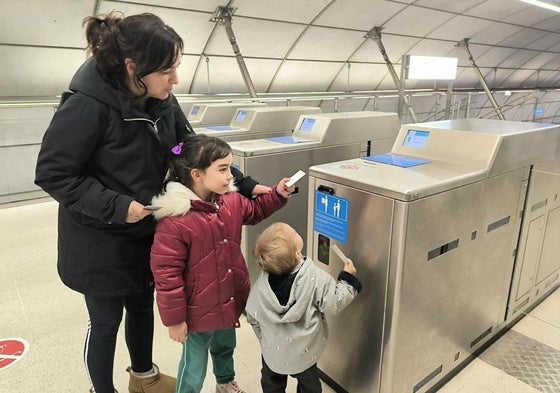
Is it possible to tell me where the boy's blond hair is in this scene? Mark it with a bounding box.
[253,222,299,275]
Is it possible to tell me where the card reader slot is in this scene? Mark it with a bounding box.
[317,185,335,195]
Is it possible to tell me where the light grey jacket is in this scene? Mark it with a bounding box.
[245,257,358,374]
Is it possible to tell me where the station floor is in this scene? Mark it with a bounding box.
[2,200,560,393]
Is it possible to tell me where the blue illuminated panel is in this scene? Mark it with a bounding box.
[403,130,429,148]
[235,110,247,122]
[299,118,316,132]
[364,153,430,168]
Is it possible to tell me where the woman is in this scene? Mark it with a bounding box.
[35,11,260,393]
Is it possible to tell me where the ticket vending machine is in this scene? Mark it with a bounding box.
[306,119,560,393]
[228,111,400,282]
[183,102,267,126]
[194,106,321,142]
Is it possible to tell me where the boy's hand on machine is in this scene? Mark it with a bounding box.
[277,177,295,198]
[169,322,188,343]
[343,259,357,276]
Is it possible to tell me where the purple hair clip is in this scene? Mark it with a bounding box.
[171,142,183,155]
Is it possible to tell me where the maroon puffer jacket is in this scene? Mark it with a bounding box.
[150,182,287,333]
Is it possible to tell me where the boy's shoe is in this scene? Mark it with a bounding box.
[215,380,245,393]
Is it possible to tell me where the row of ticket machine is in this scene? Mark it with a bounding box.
[184,101,560,393]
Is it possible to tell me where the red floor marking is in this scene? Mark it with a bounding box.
[0,338,29,370]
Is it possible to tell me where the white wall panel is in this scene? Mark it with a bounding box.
[542,55,560,70]
[535,71,560,87]
[470,23,526,46]
[382,6,453,37]
[315,0,406,30]
[465,0,527,20]
[428,15,493,42]
[499,29,548,49]
[475,47,517,68]
[174,55,199,94]
[99,1,215,54]
[0,47,85,96]
[114,0,221,12]
[525,32,560,51]
[522,52,558,70]
[329,63,390,92]
[0,107,54,145]
[233,0,331,24]
[268,60,342,92]
[190,57,281,94]
[503,6,557,26]
[500,49,540,68]
[0,0,95,47]
[288,26,366,61]
[536,14,560,32]
[189,57,245,94]
[408,38,460,58]
[205,18,306,58]
[453,68,481,89]
[350,35,420,63]
[482,68,515,87]
[500,69,538,88]
[414,0,486,13]
[375,72,397,90]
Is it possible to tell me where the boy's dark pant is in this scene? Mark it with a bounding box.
[261,357,322,393]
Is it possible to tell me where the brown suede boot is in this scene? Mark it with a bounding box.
[126,364,176,393]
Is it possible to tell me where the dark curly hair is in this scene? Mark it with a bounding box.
[83,11,183,98]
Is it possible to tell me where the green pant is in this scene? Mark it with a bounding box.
[176,329,236,393]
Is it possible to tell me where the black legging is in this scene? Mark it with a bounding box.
[84,290,154,393]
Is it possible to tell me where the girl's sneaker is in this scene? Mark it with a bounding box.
[215,380,245,393]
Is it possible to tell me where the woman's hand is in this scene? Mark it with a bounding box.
[252,184,272,195]
[126,200,153,223]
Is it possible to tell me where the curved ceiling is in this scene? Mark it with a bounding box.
[2,0,560,97]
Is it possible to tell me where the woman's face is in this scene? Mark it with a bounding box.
[141,56,181,100]
[125,54,181,102]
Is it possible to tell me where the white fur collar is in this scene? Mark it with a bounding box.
[150,181,237,221]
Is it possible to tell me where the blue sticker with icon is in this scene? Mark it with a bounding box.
[313,191,349,244]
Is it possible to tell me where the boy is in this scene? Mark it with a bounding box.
[245,222,362,393]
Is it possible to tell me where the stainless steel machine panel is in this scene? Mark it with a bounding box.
[507,159,560,321]
[307,177,394,393]
[235,143,361,283]
[195,106,321,141]
[382,170,524,393]
[308,167,526,393]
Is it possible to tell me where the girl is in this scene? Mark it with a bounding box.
[150,134,294,393]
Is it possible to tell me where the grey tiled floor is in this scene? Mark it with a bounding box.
[2,200,560,393]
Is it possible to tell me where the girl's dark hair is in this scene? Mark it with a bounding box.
[165,134,232,189]
[83,11,183,97]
